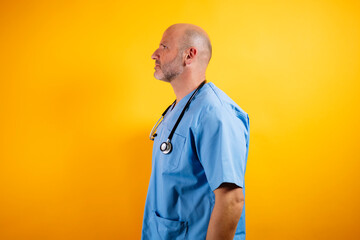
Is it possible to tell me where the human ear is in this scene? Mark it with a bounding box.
[184,47,197,65]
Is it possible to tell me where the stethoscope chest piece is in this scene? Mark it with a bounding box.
[160,139,172,154]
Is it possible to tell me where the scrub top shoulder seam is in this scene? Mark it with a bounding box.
[193,83,225,131]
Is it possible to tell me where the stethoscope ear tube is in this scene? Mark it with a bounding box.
[149,115,163,140]
[149,100,177,141]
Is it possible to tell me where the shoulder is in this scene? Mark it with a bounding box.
[192,82,250,130]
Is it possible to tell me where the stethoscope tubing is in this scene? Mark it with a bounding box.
[149,100,176,141]
[150,80,206,154]
[167,81,206,142]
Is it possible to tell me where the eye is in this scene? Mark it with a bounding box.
[161,44,167,49]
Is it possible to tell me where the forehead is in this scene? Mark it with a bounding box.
[160,28,181,46]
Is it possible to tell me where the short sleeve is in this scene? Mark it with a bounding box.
[193,106,249,192]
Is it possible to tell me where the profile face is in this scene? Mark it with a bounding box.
[151,29,184,82]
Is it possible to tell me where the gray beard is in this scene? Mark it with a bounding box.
[161,52,183,82]
[163,68,182,82]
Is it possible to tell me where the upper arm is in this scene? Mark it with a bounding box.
[214,183,244,204]
[194,106,249,192]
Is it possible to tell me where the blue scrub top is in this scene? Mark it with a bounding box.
[142,82,250,240]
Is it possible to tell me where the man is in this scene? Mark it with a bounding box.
[142,23,250,240]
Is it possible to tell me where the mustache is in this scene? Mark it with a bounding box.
[155,61,160,65]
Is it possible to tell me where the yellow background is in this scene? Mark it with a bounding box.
[1,0,359,239]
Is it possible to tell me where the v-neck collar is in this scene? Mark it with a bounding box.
[170,82,210,113]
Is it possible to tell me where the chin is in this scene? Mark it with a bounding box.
[153,73,161,80]
[154,72,169,82]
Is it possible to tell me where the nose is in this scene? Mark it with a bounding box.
[151,48,159,60]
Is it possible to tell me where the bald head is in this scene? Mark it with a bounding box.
[166,23,212,67]
[151,23,212,83]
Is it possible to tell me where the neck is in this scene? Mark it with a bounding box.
[170,72,206,104]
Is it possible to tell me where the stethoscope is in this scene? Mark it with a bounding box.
[149,80,206,154]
